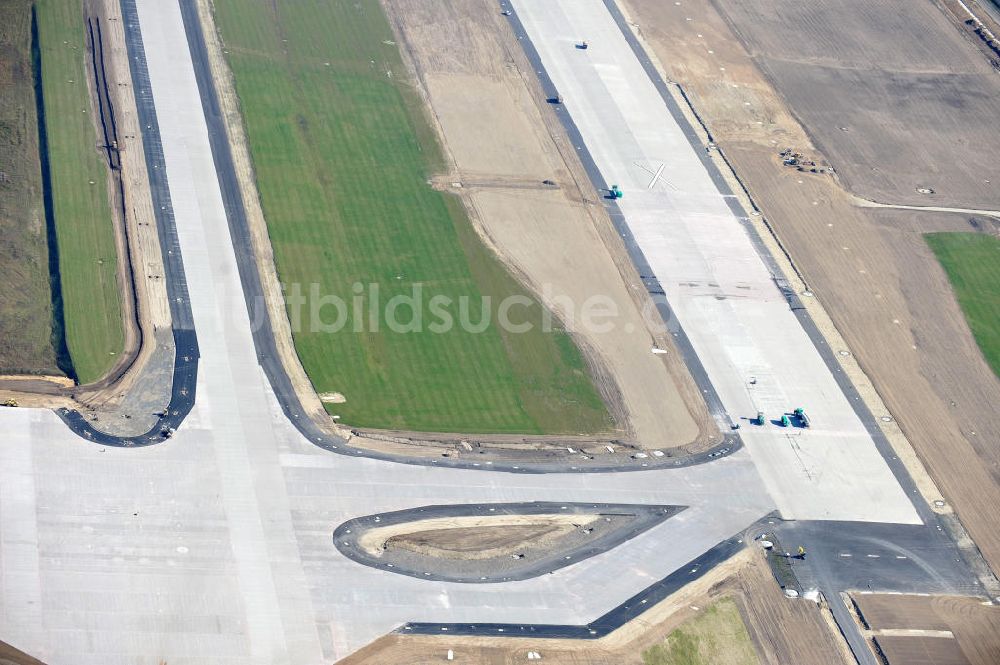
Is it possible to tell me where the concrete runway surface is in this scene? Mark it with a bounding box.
[510,0,918,525]
[0,1,773,662]
[0,0,978,663]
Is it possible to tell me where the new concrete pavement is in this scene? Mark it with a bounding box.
[0,1,773,662]
[0,0,984,663]
[510,0,917,525]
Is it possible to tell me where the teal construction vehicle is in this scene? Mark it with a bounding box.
[610,184,623,199]
[780,414,791,427]
[794,407,811,428]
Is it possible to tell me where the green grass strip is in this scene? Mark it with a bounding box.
[0,1,60,375]
[926,232,1000,378]
[213,0,609,433]
[35,0,123,383]
[643,599,760,665]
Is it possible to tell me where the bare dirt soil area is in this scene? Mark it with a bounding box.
[0,638,47,665]
[358,514,595,560]
[382,521,592,562]
[0,0,61,377]
[850,593,1000,665]
[389,523,577,558]
[854,593,952,631]
[620,0,1000,573]
[875,635,971,665]
[713,0,1000,209]
[380,0,713,449]
[336,547,852,664]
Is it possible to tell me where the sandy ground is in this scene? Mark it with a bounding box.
[849,593,1000,665]
[619,0,1000,573]
[381,0,713,450]
[874,635,971,665]
[712,0,1000,209]
[337,547,852,664]
[0,639,47,665]
[359,514,597,559]
[388,523,580,560]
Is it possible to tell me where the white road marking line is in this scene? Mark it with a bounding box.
[648,163,666,189]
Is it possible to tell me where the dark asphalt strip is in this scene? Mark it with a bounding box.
[55,0,199,447]
[400,533,744,638]
[333,502,685,583]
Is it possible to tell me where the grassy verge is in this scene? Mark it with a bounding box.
[0,0,59,375]
[35,0,122,383]
[926,232,1000,378]
[212,0,610,433]
[642,598,760,665]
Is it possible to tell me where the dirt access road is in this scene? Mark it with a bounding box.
[620,0,1000,573]
[379,0,715,450]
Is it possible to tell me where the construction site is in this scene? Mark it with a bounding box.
[0,0,999,664]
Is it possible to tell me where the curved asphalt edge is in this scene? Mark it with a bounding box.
[333,502,685,583]
[167,0,738,474]
[399,532,744,638]
[55,0,199,447]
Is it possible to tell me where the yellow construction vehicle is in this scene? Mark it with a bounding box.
[2,399,19,408]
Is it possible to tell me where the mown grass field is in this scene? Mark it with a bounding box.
[35,0,122,383]
[212,0,610,433]
[926,232,1000,378]
[642,599,760,665]
[0,0,59,375]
